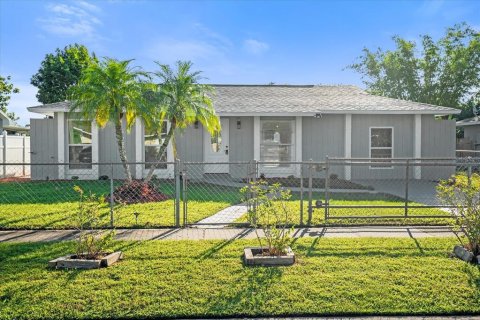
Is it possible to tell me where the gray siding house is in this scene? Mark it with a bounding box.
[456,117,480,151]
[27,85,458,180]
[1,110,29,135]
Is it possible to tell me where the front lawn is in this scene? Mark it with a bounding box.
[0,180,452,229]
[0,180,240,229]
[0,237,479,319]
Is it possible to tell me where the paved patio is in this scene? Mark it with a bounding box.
[0,226,460,242]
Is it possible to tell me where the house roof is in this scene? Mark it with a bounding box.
[27,85,460,116]
[0,110,29,132]
[456,116,480,127]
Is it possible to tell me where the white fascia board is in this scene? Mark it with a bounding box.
[219,110,460,117]
[27,107,67,115]
[456,122,480,127]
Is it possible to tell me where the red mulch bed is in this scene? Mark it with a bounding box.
[0,176,31,183]
[107,180,169,204]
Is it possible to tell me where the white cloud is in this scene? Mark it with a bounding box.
[38,1,101,38]
[243,39,269,55]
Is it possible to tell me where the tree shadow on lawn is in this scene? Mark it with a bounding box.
[207,266,284,315]
[464,264,480,299]
[196,229,253,260]
[292,236,442,259]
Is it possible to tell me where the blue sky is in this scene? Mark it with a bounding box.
[1,0,479,125]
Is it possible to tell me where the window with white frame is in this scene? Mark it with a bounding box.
[370,127,393,168]
[260,119,295,167]
[145,122,168,169]
[68,120,92,169]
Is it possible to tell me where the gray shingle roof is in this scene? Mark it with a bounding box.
[456,116,480,126]
[28,85,459,115]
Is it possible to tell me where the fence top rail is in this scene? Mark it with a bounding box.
[328,157,458,161]
[457,149,480,153]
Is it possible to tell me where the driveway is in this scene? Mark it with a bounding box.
[353,179,441,206]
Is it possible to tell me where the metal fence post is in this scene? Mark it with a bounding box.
[182,162,188,227]
[467,162,472,187]
[404,159,409,217]
[324,156,330,222]
[22,135,27,176]
[307,159,313,225]
[300,163,304,226]
[2,132,7,178]
[174,159,181,227]
[109,163,114,228]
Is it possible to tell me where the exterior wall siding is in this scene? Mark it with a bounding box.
[229,117,254,179]
[302,115,345,178]
[464,125,480,150]
[30,118,58,180]
[175,123,204,179]
[421,115,456,180]
[351,114,414,180]
[98,120,137,179]
[30,112,458,181]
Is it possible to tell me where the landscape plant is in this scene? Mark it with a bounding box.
[143,60,221,183]
[73,186,114,259]
[437,172,480,256]
[69,58,153,182]
[349,23,480,111]
[241,181,294,256]
[31,43,97,104]
[0,74,20,121]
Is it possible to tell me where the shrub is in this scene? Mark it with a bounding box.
[437,173,480,255]
[240,181,294,256]
[73,186,114,259]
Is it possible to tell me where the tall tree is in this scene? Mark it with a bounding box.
[0,75,20,121]
[31,44,97,104]
[69,58,152,182]
[349,23,480,111]
[143,61,220,183]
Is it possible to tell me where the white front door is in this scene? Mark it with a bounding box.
[204,118,229,173]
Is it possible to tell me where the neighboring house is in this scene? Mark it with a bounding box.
[27,85,458,181]
[0,110,29,135]
[456,117,480,151]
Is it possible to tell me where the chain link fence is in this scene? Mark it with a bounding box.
[1,158,478,229]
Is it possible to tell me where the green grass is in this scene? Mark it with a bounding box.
[0,180,452,229]
[0,237,479,319]
[0,180,240,229]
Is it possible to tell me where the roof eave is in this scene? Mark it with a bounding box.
[219,110,460,116]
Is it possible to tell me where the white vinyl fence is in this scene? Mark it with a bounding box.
[0,132,30,178]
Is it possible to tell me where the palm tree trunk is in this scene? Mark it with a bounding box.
[115,118,132,182]
[144,120,176,184]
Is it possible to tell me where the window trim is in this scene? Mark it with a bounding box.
[369,126,394,170]
[67,118,93,170]
[144,121,169,171]
[259,118,296,172]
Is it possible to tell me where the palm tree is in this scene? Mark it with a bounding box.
[143,61,220,183]
[69,58,152,182]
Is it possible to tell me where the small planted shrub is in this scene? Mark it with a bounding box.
[49,186,121,269]
[241,181,295,265]
[437,173,480,262]
[73,186,115,259]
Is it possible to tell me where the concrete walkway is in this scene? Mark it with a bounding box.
[194,203,248,227]
[0,226,460,243]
